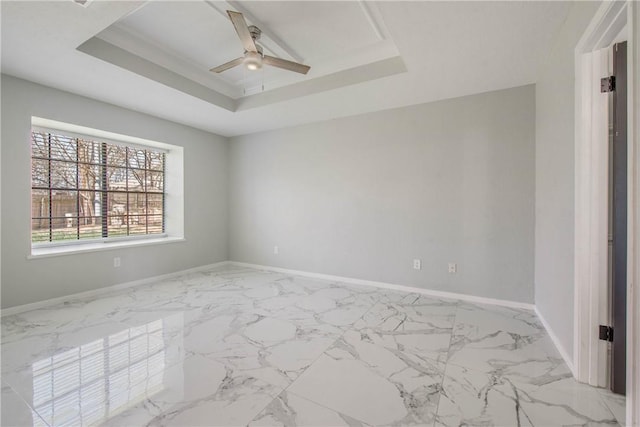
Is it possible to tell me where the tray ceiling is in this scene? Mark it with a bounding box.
[84,1,403,109]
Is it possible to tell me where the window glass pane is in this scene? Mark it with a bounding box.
[51,220,79,241]
[147,215,163,234]
[51,191,78,231]
[147,194,163,215]
[78,217,102,240]
[127,169,145,192]
[106,145,126,167]
[128,215,147,235]
[77,164,100,191]
[32,132,49,158]
[49,135,77,161]
[107,167,127,191]
[107,191,127,237]
[148,152,164,171]
[50,192,78,240]
[50,160,77,189]
[32,218,50,243]
[79,191,99,218]
[107,192,127,220]
[32,159,49,188]
[107,192,127,209]
[127,148,146,170]
[146,171,163,193]
[107,226,128,238]
[32,189,50,219]
[77,140,102,165]
[51,230,78,241]
[78,190,101,240]
[128,193,145,216]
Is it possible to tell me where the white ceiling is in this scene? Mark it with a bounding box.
[92,0,401,101]
[1,1,572,137]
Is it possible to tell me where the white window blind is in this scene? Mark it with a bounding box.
[31,129,166,244]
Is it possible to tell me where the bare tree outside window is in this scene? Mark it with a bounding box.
[31,131,165,243]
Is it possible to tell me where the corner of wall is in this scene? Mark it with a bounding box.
[224,134,232,262]
[533,0,601,373]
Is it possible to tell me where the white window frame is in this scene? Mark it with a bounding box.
[29,117,184,258]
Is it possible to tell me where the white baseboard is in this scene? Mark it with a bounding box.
[535,307,575,376]
[0,260,231,317]
[230,261,535,310]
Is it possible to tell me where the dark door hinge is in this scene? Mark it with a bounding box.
[599,325,614,342]
[601,76,616,93]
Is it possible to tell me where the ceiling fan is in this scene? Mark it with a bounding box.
[210,10,310,75]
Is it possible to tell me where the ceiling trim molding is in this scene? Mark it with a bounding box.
[77,37,236,111]
[358,1,387,41]
[77,35,407,113]
[100,23,238,97]
[237,56,407,111]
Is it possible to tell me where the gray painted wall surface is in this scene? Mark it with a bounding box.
[229,85,536,303]
[534,1,601,360]
[1,75,229,308]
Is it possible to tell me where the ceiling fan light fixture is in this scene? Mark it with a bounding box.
[244,51,262,71]
[210,11,310,75]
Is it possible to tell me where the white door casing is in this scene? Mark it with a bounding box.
[574,1,639,425]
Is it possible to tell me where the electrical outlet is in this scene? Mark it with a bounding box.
[273,246,279,255]
[113,257,121,268]
[448,262,457,273]
[413,259,421,270]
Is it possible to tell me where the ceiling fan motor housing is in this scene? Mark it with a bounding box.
[249,44,263,56]
[248,25,261,42]
[247,25,263,59]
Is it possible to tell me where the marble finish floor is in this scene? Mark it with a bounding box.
[1,265,625,426]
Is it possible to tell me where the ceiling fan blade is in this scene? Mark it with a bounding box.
[263,55,310,75]
[210,57,244,73]
[227,10,257,53]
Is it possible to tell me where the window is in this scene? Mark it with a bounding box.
[31,129,166,245]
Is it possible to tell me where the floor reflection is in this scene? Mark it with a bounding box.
[29,318,178,426]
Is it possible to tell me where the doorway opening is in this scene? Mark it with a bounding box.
[574,1,639,425]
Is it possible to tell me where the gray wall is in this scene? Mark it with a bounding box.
[1,75,229,308]
[229,85,536,303]
[534,1,601,360]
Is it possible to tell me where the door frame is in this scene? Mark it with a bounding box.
[574,1,639,425]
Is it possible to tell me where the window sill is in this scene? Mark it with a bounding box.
[28,236,185,259]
